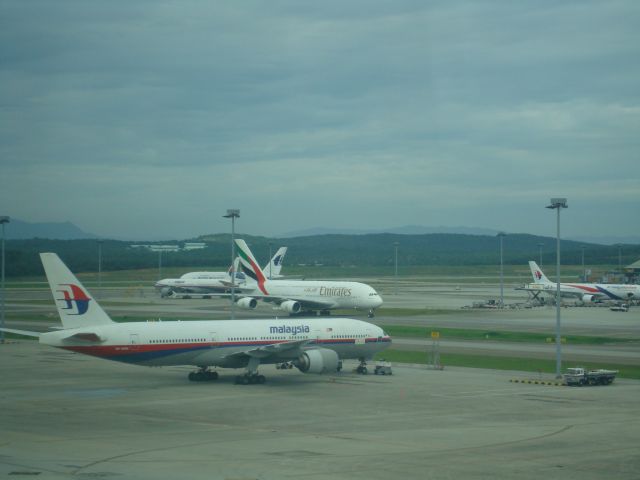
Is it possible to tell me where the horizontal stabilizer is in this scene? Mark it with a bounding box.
[0,328,42,338]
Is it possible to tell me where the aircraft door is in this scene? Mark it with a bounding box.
[129,333,140,351]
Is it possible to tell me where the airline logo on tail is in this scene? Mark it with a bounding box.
[273,254,284,267]
[56,284,91,315]
[235,240,268,295]
[534,270,542,281]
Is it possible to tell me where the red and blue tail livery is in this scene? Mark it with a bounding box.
[57,284,91,315]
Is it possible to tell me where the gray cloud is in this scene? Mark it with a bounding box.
[1,1,638,239]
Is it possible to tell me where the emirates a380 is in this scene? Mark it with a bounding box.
[0,253,391,385]
[231,239,384,317]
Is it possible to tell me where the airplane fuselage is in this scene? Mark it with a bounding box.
[527,281,640,301]
[248,280,383,311]
[39,317,391,368]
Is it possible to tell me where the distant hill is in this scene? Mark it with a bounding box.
[278,225,502,238]
[4,219,97,240]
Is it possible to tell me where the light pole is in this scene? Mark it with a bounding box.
[0,216,9,344]
[158,249,163,281]
[393,241,399,296]
[268,242,273,280]
[617,244,622,271]
[224,209,240,319]
[546,198,567,378]
[98,240,103,293]
[497,232,506,307]
[581,246,586,282]
[537,243,544,266]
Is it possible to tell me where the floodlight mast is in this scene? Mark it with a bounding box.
[223,209,240,320]
[497,232,506,307]
[0,216,9,344]
[546,198,567,378]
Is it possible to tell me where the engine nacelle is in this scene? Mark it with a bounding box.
[296,348,340,374]
[581,294,598,303]
[279,300,301,314]
[236,297,257,309]
[160,287,174,298]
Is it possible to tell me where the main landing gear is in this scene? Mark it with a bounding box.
[367,309,375,318]
[355,358,368,375]
[234,373,266,385]
[188,367,218,382]
[235,356,266,385]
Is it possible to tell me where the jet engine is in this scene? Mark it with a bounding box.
[581,294,599,303]
[279,300,301,314]
[236,297,258,309]
[295,348,340,374]
[160,287,174,298]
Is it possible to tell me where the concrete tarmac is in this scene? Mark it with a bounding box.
[1,341,639,479]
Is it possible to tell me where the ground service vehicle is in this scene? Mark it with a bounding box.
[563,367,618,386]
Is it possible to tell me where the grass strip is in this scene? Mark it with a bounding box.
[374,349,640,380]
[381,324,639,345]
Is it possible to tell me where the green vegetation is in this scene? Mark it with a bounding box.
[381,325,640,345]
[5,233,638,278]
[374,349,640,380]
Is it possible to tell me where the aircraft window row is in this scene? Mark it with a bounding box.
[330,334,366,339]
[150,338,206,344]
[229,337,258,341]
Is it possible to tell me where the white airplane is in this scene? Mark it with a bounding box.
[230,239,384,317]
[181,247,288,280]
[523,261,640,303]
[0,253,392,384]
[155,247,288,298]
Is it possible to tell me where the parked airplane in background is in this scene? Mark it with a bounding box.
[524,261,640,302]
[0,253,391,385]
[181,247,288,280]
[155,247,288,297]
[229,239,384,317]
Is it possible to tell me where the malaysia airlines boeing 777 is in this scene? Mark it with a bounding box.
[524,261,640,302]
[1,253,391,384]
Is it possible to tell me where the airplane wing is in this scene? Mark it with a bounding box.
[0,328,41,338]
[223,338,311,362]
[263,296,336,310]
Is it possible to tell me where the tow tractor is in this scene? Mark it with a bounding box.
[563,367,618,386]
[373,359,393,375]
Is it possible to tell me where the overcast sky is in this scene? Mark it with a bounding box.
[1,1,639,240]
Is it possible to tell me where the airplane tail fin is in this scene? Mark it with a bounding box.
[234,239,267,292]
[529,261,551,284]
[40,253,114,329]
[264,247,287,278]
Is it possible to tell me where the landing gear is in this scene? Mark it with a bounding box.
[367,309,375,318]
[276,362,294,369]
[356,358,368,375]
[188,367,219,382]
[235,357,266,385]
[234,373,266,385]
